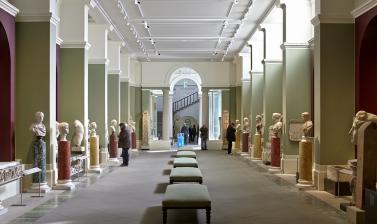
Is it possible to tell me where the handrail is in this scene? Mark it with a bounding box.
[173,92,199,113]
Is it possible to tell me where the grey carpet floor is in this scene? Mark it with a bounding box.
[33,150,346,224]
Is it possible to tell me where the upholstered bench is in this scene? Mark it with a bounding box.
[173,158,198,168]
[176,151,197,158]
[162,184,211,224]
[170,167,203,184]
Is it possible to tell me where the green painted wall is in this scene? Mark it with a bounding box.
[15,22,56,165]
[236,86,242,121]
[242,80,251,122]
[108,74,120,131]
[134,87,142,139]
[88,64,107,148]
[250,73,264,137]
[263,62,283,144]
[60,48,88,144]
[314,23,355,165]
[282,47,311,155]
[229,87,237,123]
[129,86,136,122]
[221,89,230,121]
[120,81,129,123]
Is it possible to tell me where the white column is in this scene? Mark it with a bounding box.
[168,92,173,139]
[198,92,203,128]
[162,89,170,140]
[201,88,209,126]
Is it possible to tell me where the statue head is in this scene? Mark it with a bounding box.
[35,111,44,123]
[111,119,118,127]
[256,115,262,122]
[301,112,310,121]
[58,122,69,141]
[272,113,282,123]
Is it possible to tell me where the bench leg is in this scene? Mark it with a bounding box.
[169,180,173,184]
[206,208,211,224]
[163,208,167,224]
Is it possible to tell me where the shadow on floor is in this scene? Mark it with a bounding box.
[170,155,177,158]
[167,160,173,165]
[139,206,162,224]
[140,206,200,224]
[162,169,171,175]
[154,183,169,194]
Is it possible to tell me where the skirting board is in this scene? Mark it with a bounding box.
[281,154,299,174]
[149,140,171,150]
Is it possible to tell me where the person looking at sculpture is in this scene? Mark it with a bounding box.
[192,124,197,143]
[199,124,208,150]
[226,122,236,155]
[118,123,131,167]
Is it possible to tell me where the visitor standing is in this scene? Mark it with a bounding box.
[226,123,236,155]
[192,124,197,144]
[199,124,208,150]
[181,124,189,144]
[118,123,130,166]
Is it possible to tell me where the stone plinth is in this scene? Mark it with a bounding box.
[109,134,118,158]
[242,132,249,153]
[89,135,102,173]
[298,140,313,185]
[252,134,262,159]
[131,132,136,149]
[54,141,74,190]
[270,137,281,168]
[29,138,51,193]
[235,130,241,150]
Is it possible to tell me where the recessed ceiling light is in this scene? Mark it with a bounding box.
[223,21,229,28]
[135,0,140,5]
[233,0,239,5]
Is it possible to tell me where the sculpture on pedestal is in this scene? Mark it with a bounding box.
[253,114,263,159]
[142,111,150,149]
[242,117,250,153]
[349,110,377,145]
[298,112,313,185]
[89,122,97,137]
[110,119,118,134]
[109,119,118,159]
[71,120,84,151]
[55,122,74,189]
[222,110,230,149]
[129,117,137,149]
[88,121,101,172]
[243,117,250,133]
[29,111,50,192]
[270,113,282,168]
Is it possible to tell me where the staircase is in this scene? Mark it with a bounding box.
[173,92,199,114]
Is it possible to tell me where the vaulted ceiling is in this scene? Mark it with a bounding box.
[95,0,276,61]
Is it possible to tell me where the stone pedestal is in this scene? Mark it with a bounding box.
[29,138,51,193]
[270,137,281,168]
[131,132,136,149]
[252,134,262,159]
[99,149,108,165]
[347,206,365,224]
[109,133,118,160]
[89,135,102,173]
[54,141,74,190]
[298,139,313,185]
[235,130,241,150]
[242,132,249,153]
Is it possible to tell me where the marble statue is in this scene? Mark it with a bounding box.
[128,117,136,133]
[235,120,241,130]
[110,119,118,134]
[349,110,377,145]
[89,122,97,137]
[243,117,250,133]
[58,122,69,141]
[272,113,283,138]
[30,111,46,138]
[255,114,263,135]
[72,120,84,147]
[301,112,313,139]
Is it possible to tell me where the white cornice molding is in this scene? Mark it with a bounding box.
[16,12,60,26]
[250,71,263,76]
[0,0,19,17]
[88,58,109,65]
[352,0,377,18]
[120,77,129,82]
[262,59,283,64]
[108,69,122,75]
[241,77,251,82]
[281,43,310,50]
[61,42,91,50]
[56,37,63,46]
[311,15,354,26]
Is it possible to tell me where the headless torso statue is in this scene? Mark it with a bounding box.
[109,119,119,160]
[270,113,282,168]
[253,115,263,159]
[242,117,250,152]
[235,120,241,150]
[29,111,50,192]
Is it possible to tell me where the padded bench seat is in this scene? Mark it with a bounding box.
[162,184,211,224]
[170,167,203,184]
[173,158,198,168]
[176,151,197,158]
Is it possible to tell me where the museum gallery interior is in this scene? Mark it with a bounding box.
[1,0,377,223]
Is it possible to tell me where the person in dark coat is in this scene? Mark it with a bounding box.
[226,123,236,155]
[192,124,197,143]
[199,125,208,150]
[118,123,131,166]
[181,124,189,144]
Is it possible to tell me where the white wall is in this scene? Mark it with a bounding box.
[141,61,236,88]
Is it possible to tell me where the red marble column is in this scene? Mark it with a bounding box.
[131,132,136,149]
[270,137,281,167]
[109,133,117,158]
[58,141,71,181]
[242,132,249,152]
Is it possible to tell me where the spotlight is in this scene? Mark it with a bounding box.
[135,0,140,4]
[223,21,229,28]
[143,21,149,29]
[233,0,239,5]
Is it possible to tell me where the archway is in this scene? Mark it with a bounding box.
[0,21,13,161]
[169,67,202,145]
[357,16,377,114]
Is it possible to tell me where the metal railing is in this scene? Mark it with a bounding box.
[173,92,199,113]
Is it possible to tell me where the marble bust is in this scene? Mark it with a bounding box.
[89,122,97,137]
[256,114,263,135]
[72,120,84,147]
[110,119,118,134]
[57,122,69,142]
[30,111,46,138]
[235,119,241,131]
[349,110,377,145]
[243,117,250,133]
[301,112,313,139]
[272,113,283,138]
[128,118,136,133]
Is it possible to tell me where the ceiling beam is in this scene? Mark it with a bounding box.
[138,37,245,41]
